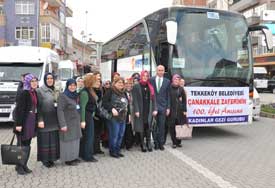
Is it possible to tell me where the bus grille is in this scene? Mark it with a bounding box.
[0,91,16,104]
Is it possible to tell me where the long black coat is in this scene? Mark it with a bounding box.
[14,90,38,133]
[132,84,157,133]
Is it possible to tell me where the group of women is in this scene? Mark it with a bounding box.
[13,70,187,175]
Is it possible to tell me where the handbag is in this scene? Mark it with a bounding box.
[1,134,30,165]
[96,100,112,120]
[175,124,193,140]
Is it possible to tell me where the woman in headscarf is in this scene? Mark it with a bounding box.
[57,79,82,166]
[79,74,99,162]
[132,70,157,152]
[36,73,60,168]
[14,73,38,175]
[102,77,128,158]
[168,74,187,148]
[76,76,84,93]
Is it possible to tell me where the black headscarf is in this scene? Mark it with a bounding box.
[63,79,78,99]
[44,72,55,90]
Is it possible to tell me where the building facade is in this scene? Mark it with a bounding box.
[229,0,275,77]
[70,37,95,74]
[2,0,39,47]
[87,39,102,71]
[0,0,73,57]
[207,0,229,10]
[173,0,207,6]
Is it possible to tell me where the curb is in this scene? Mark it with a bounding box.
[260,111,275,119]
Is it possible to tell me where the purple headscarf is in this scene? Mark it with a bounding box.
[23,74,37,91]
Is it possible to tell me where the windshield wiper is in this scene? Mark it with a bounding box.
[188,77,249,86]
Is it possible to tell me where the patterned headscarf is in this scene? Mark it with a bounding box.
[23,74,37,91]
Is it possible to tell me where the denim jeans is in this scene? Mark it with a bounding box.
[80,117,94,160]
[108,119,126,155]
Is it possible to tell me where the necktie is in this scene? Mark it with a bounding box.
[157,77,161,92]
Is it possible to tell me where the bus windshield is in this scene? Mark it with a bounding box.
[0,63,43,82]
[171,10,252,86]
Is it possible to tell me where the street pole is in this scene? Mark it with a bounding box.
[37,0,40,47]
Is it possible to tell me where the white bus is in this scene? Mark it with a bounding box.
[101,6,273,127]
[0,46,59,122]
[58,60,76,91]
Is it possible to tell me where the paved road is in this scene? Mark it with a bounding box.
[0,118,275,188]
[259,93,275,105]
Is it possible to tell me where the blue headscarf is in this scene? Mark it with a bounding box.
[23,74,37,91]
[63,79,78,99]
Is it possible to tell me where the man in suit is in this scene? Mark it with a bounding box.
[150,65,170,150]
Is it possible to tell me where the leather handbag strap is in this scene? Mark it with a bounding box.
[9,134,16,146]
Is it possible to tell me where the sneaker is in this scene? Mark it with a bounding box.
[159,145,165,151]
[176,144,182,148]
[172,144,177,149]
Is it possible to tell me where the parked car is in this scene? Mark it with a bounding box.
[253,87,260,121]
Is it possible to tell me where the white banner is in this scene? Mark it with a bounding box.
[185,87,249,125]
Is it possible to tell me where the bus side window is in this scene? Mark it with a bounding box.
[159,42,169,73]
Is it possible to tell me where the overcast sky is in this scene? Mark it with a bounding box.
[66,0,173,43]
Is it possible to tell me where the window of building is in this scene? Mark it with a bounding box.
[41,23,51,42]
[15,0,35,15]
[41,23,60,45]
[0,4,4,15]
[15,27,35,40]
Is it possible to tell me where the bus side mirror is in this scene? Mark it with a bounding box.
[166,20,178,45]
[248,25,273,51]
[262,28,273,51]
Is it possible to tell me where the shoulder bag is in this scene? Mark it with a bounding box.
[1,134,31,165]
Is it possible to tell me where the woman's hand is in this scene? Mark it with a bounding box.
[81,122,86,129]
[135,112,140,118]
[38,121,45,129]
[60,126,68,132]
[15,126,22,132]
[152,111,158,116]
[112,108,119,116]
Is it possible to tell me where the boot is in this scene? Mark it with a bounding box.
[15,165,27,175]
[146,130,153,152]
[23,148,32,173]
[140,133,147,152]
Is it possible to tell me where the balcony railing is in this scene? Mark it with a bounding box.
[66,6,73,17]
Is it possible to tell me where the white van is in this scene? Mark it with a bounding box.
[254,67,268,92]
[58,60,76,91]
[0,46,59,122]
